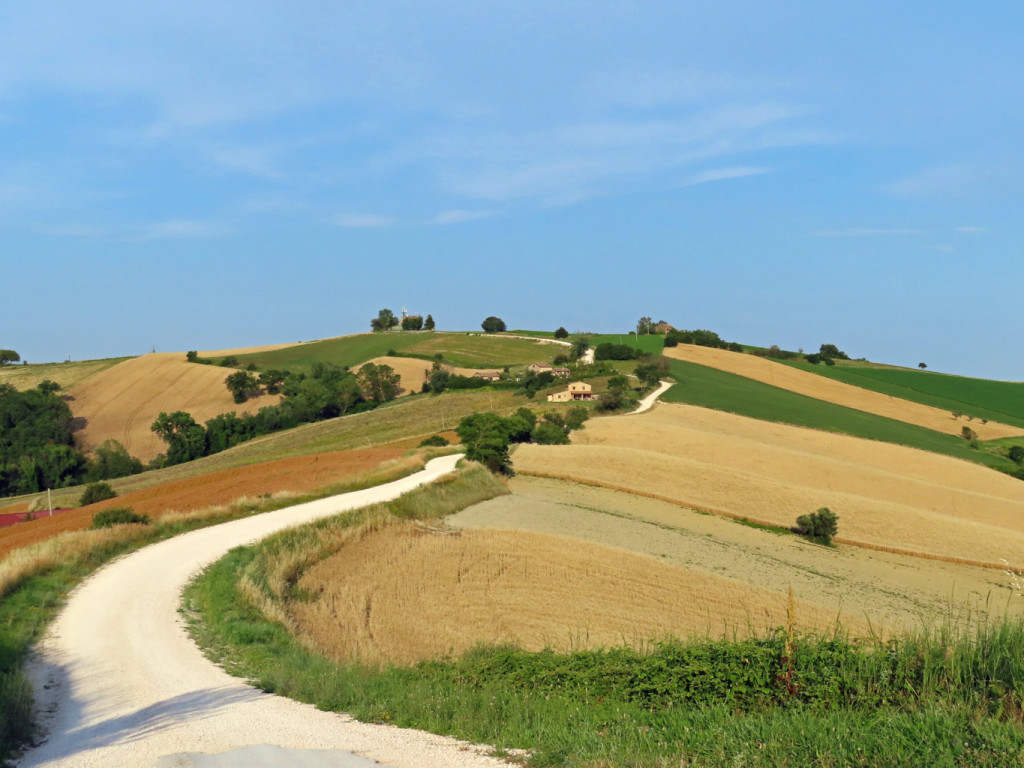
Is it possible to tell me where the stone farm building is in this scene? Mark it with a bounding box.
[473,371,502,382]
[528,361,571,377]
[547,381,597,402]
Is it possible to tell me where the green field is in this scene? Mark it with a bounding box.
[662,359,1019,474]
[399,333,562,368]
[215,334,422,373]
[590,333,666,355]
[776,359,1024,428]
[218,332,559,373]
[0,357,132,392]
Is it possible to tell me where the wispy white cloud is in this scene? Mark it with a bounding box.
[431,209,493,225]
[206,145,282,180]
[683,166,771,186]
[810,228,926,237]
[955,226,988,234]
[334,213,395,228]
[432,103,818,205]
[886,165,994,197]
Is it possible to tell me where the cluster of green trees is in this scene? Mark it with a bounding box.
[371,308,436,332]
[594,342,645,361]
[151,361,401,466]
[635,317,670,335]
[804,343,850,366]
[0,382,144,497]
[457,405,588,474]
[663,328,743,351]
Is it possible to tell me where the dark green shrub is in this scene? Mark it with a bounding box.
[1007,445,1024,465]
[418,434,450,447]
[91,507,150,529]
[794,507,838,544]
[79,482,117,506]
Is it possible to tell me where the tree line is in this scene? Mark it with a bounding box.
[150,361,402,467]
[0,382,143,497]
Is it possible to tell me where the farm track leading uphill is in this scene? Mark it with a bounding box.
[19,455,511,768]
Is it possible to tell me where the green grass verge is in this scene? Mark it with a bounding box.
[186,470,1024,767]
[662,359,1020,475]
[777,359,1024,428]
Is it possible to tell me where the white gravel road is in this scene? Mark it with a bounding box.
[630,380,673,414]
[18,455,513,768]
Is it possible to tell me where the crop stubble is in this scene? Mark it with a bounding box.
[512,403,1024,568]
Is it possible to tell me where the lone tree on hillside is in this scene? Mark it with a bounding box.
[481,316,507,333]
[371,308,399,332]
[424,314,436,331]
[357,362,401,402]
[819,343,849,360]
[225,371,260,404]
[554,326,569,339]
[795,507,839,544]
[0,350,20,366]
[918,362,927,369]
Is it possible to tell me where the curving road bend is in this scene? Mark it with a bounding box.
[19,454,512,768]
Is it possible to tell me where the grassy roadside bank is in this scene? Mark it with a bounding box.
[185,470,1024,767]
[0,455,430,762]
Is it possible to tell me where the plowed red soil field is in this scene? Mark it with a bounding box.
[0,447,406,560]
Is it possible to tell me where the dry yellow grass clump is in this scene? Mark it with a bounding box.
[663,344,1024,440]
[513,403,1024,567]
[290,524,853,666]
[69,353,282,461]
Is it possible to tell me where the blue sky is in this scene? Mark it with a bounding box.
[3,1,1022,378]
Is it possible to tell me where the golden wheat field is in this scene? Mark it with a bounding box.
[68,353,282,461]
[512,403,1024,568]
[290,523,855,666]
[663,344,1024,440]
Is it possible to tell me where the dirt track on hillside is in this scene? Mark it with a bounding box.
[663,345,1024,439]
[513,403,1024,567]
[20,455,509,768]
[0,448,408,561]
[69,354,282,462]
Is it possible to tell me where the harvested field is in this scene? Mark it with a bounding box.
[450,477,1015,633]
[663,344,1024,440]
[513,403,1024,567]
[353,357,479,397]
[0,448,410,561]
[0,357,131,392]
[69,353,282,462]
[291,524,851,666]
